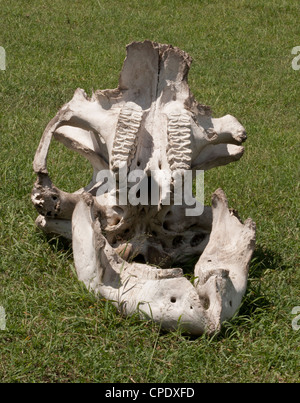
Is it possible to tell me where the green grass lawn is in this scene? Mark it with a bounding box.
[0,0,299,382]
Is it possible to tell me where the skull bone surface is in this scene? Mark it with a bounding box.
[32,41,255,335]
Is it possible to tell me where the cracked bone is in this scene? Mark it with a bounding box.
[32,41,255,334]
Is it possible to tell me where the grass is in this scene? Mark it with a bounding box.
[0,0,299,383]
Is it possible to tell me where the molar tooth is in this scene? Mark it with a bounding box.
[111,103,142,172]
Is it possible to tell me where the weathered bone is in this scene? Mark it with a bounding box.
[32,41,255,334]
[71,191,255,335]
[195,189,256,325]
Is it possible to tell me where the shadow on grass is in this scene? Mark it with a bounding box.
[216,244,287,340]
[238,244,286,315]
[45,233,72,253]
[248,244,288,278]
[176,245,287,341]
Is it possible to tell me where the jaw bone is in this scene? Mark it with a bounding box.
[71,191,255,335]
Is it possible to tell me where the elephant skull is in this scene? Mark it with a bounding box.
[32,41,255,335]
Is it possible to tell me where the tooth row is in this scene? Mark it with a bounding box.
[167,113,192,171]
[111,104,143,172]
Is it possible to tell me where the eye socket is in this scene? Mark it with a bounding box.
[47,138,92,193]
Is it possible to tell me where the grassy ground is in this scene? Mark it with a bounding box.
[0,0,299,383]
